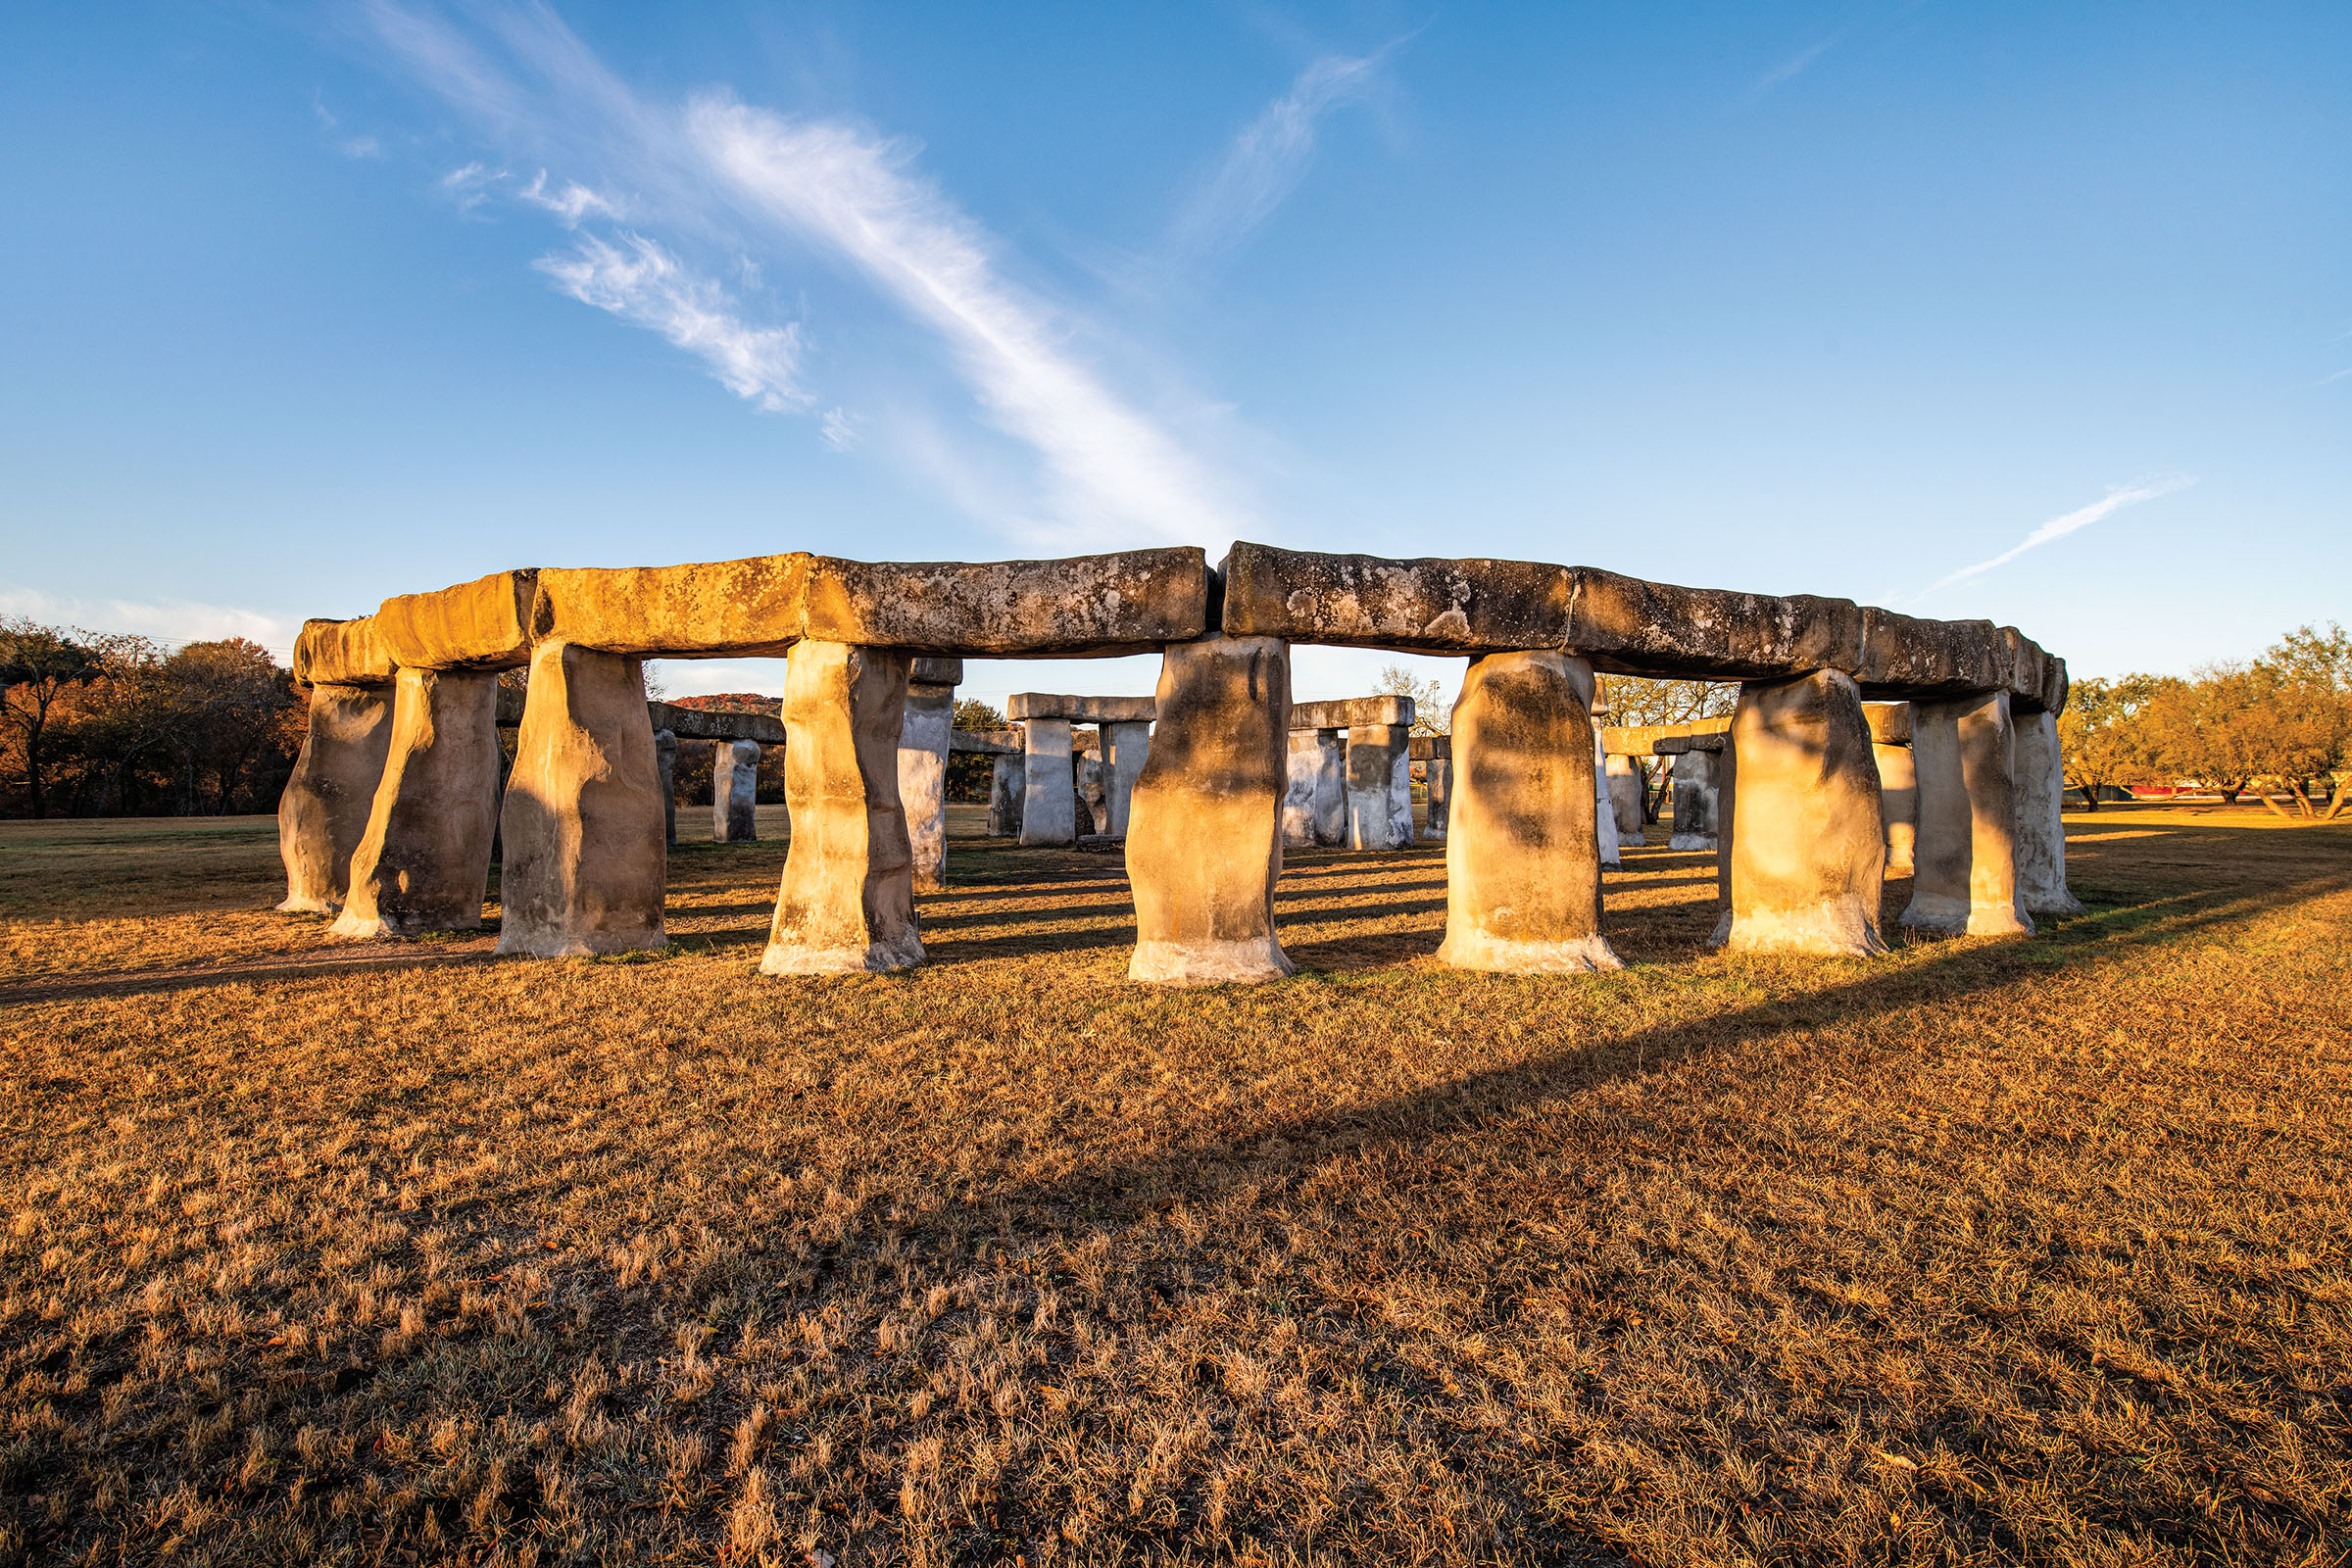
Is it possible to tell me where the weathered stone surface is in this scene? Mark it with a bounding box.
[910,657,964,686]
[1717,670,1887,956]
[535,556,812,659]
[2001,628,2049,712]
[1283,733,1323,848]
[1076,753,1105,835]
[1605,754,1647,847]
[1221,543,1573,653]
[715,739,761,845]
[1656,733,1730,755]
[1670,750,1720,851]
[2041,656,2070,718]
[988,755,1025,837]
[1569,569,1864,680]
[1289,696,1412,731]
[1347,724,1413,851]
[1593,722,1621,868]
[496,642,667,956]
[276,685,395,913]
[375,570,537,670]
[1853,609,2006,700]
[1600,716,1734,756]
[951,729,1020,755]
[646,702,786,746]
[655,729,678,847]
[761,643,922,974]
[1903,691,2033,936]
[2012,709,2082,915]
[1408,735,1450,761]
[1019,718,1077,846]
[1438,651,1620,972]
[292,617,396,688]
[1422,757,1451,841]
[1863,702,1913,746]
[898,685,954,890]
[1126,635,1295,984]
[1102,719,1152,837]
[1875,738,1918,877]
[1005,693,1156,722]
[808,549,1210,656]
[331,668,501,939]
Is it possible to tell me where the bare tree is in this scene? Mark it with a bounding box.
[0,619,107,817]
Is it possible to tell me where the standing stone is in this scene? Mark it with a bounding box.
[1126,635,1295,984]
[1593,722,1621,868]
[988,755,1025,837]
[1347,724,1412,850]
[714,740,761,844]
[1282,732,1323,848]
[1903,690,2034,937]
[761,642,921,974]
[331,668,501,940]
[1076,749,1107,836]
[1102,719,1152,837]
[1437,651,1621,973]
[1718,669,1888,957]
[1312,729,1347,845]
[1020,717,1077,846]
[2012,709,2083,915]
[1423,758,1450,842]
[277,684,395,914]
[897,682,954,889]
[1604,754,1646,848]
[1388,748,1415,848]
[655,729,678,847]
[496,642,667,957]
[1670,751,1719,851]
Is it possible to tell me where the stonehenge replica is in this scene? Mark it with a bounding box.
[279,541,2077,982]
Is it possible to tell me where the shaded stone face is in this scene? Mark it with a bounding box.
[898,684,954,890]
[496,642,668,957]
[1605,753,1646,846]
[655,729,678,848]
[1101,719,1152,837]
[1346,723,1413,851]
[1855,609,2007,701]
[1019,718,1077,847]
[1718,670,1888,957]
[761,642,921,975]
[1283,734,1324,848]
[1863,702,1913,747]
[374,570,538,671]
[1599,716,1733,757]
[330,667,502,940]
[1125,635,1295,985]
[1437,651,1620,973]
[276,684,395,913]
[1422,757,1451,842]
[1874,738,1918,876]
[1221,543,1573,653]
[808,549,1210,657]
[987,755,1025,838]
[1592,722,1620,868]
[1670,751,1719,852]
[1290,696,1413,731]
[646,702,786,746]
[1568,570,1864,681]
[1005,693,1156,723]
[2011,710,2082,916]
[1903,690,2033,937]
[292,617,397,689]
[715,740,761,845]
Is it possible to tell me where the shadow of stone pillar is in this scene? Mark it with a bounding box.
[277,684,395,914]
[1718,669,1888,957]
[1904,690,2033,937]
[2012,708,2082,915]
[331,668,501,939]
[495,641,666,957]
[1437,651,1621,973]
[760,641,921,975]
[1127,634,1294,985]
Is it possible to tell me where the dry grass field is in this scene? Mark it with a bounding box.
[2,803,2348,1566]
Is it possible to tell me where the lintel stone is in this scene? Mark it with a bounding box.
[1290,696,1413,730]
[292,616,397,688]
[1568,568,1864,680]
[1219,542,1572,653]
[373,570,538,671]
[1005,693,1157,722]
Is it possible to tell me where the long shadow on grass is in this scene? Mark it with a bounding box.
[987,874,2352,1222]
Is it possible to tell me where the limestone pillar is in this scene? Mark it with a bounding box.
[654,729,678,847]
[331,668,501,939]
[1670,751,1719,851]
[1593,722,1621,868]
[713,740,761,843]
[1903,690,2034,937]
[988,755,1025,837]
[761,642,921,974]
[1346,724,1412,851]
[1604,754,1646,848]
[1874,741,1916,877]
[897,682,954,890]
[1312,729,1347,845]
[1102,719,1152,837]
[277,684,395,914]
[1437,651,1620,973]
[1019,717,1076,846]
[1282,732,1323,848]
[1126,634,1294,985]
[1076,749,1107,836]
[1718,669,1888,957]
[495,642,667,957]
[1422,759,1450,842]
[2012,709,2083,916]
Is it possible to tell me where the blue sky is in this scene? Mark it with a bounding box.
[2,2,2344,709]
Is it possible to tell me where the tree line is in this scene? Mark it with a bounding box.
[1,619,301,818]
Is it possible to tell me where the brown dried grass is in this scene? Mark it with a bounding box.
[1,804,2347,1565]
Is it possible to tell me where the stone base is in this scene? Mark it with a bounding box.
[328,907,436,941]
[1722,900,1888,957]
[1899,894,2034,937]
[1618,831,1645,849]
[276,892,338,916]
[501,927,673,960]
[1435,930,1622,974]
[1128,937,1295,986]
[1669,833,1717,852]
[760,934,924,975]
[2025,889,2085,918]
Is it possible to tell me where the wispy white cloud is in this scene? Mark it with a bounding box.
[818,407,861,451]
[339,134,385,160]
[439,160,507,214]
[692,97,1237,543]
[0,583,304,660]
[536,232,809,412]
[519,170,617,224]
[1915,475,2197,599]
[2317,367,2352,386]
[1731,31,1845,110]
[1172,49,1392,262]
